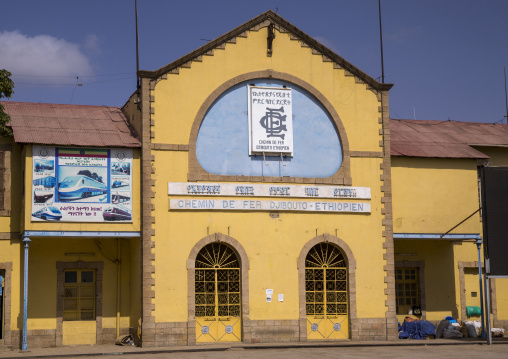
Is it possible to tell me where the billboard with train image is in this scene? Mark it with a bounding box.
[31,146,133,223]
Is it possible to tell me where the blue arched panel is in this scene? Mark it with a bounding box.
[196,79,342,178]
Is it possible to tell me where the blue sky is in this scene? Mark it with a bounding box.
[1,0,507,124]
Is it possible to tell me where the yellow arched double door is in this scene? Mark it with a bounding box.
[305,243,349,339]
[195,243,242,342]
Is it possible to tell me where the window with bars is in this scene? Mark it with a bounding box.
[395,268,420,315]
[63,270,95,321]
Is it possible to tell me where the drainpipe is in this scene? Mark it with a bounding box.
[116,238,122,338]
[21,234,31,351]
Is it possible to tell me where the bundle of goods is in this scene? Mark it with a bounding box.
[399,317,437,340]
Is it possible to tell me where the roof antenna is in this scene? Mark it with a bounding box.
[135,0,140,91]
[504,66,508,124]
[378,0,385,83]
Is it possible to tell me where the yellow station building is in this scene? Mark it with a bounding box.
[0,11,507,349]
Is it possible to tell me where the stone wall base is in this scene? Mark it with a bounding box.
[99,327,131,344]
[144,318,394,347]
[493,319,508,332]
[351,318,388,341]
[9,330,56,349]
[6,327,133,349]
[154,322,188,347]
[244,319,300,343]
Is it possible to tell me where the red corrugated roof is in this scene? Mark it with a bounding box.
[391,119,508,158]
[1,101,140,148]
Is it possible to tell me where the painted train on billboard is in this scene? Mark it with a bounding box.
[31,146,133,223]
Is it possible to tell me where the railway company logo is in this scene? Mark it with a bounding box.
[260,106,287,139]
[116,151,126,161]
[38,148,49,158]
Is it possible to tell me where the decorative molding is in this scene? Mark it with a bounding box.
[379,90,397,340]
[151,143,189,151]
[140,77,157,347]
[350,151,384,158]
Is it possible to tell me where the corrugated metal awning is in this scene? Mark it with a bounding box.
[2,101,140,148]
[391,119,508,159]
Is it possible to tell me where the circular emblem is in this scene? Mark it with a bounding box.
[39,148,49,158]
[311,323,319,332]
[333,323,341,331]
[201,326,209,334]
[80,150,85,155]
[116,151,126,161]
[225,325,233,334]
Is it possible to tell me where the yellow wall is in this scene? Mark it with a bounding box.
[149,27,389,324]
[151,29,382,151]
[473,146,508,166]
[393,152,508,325]
[128,236,141,329]
[26,237,133,331]
[122,92,142,140]
[394,240,457,322]
[392,157,482,235]
[495,278,508,320]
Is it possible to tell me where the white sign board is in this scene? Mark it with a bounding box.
[32,146,133,223]
[170,199,370,213]
[168,182,371,199]
[248,85,293,155]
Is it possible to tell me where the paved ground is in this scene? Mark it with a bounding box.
[97,345,508,359]
[1,339,507,359]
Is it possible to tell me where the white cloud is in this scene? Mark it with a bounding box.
[0,31,93,83]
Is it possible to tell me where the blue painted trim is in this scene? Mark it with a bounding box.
[393,233,481,240]
[22,231,140,238]
[21,234,30,351]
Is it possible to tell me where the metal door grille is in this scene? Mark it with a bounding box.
[305,243,348,316]
[195,243,241,318]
